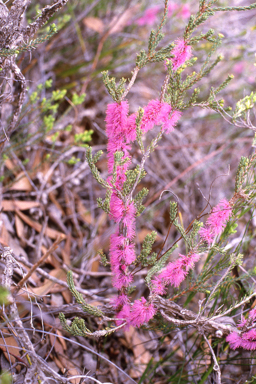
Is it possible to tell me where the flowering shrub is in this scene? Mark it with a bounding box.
[60,1,256,382]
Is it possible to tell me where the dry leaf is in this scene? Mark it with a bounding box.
[4,158,18,175]
[29,268,67,296]
[15,214,25,239]
[41,244,61,269]
[2,200,40,211]
[0,332,20,364]
[76,198,93,225]
[9,172,33,191]
[83,16,104,33]
[61,232,71,266]
[0,218,9,245]
[15,209,66,240]
[124,328,152,378]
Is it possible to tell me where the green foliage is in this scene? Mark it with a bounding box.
[66,271,104,317]
[137,231,157,267]
[74,130,93,146]
[59,312,92,336]
[72,92,86,105]
[97,188,111,214]
[134,187,149,217]
[102,71,127,102]
[0,24,57,58]
[60,271,128,339]
[86,147,109,189]
[0,371,12,384]
[98,249,109,267]
[170,201,178,222]
[135,107,145,153]
[0,286,9,305]
[123,166,147,196]
[233,91,256,121]
[67,156,80,165]
[146,244,178,286]
[235,156,249,192]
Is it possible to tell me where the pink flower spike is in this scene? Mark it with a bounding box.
[141,99,178,134]
[126,113,137,142]
[168,39,192,71]
[168,3,178,15]
[130,297,156,327]
[111,294,130,310]
[116,303,132,329]
[105,101,129,139]
[180,4,190,19]
[249,309,256,320]
[199,199,232,245]
[112,269,133,290]
[198,226,215,245]
[241,329,256,350]
[162,110,182,133]
[141,99,162,133]
[226,332,242,350]
[109,193,125,223]
[136,6,161,26]
[151,276,167,295]
[181,253,200,272]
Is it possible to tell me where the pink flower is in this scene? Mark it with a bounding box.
[112,268,133,290]
[198,226,215,244]
[116,303,132,328]
[250,309,256,320]
[168,3,178,15]
[199,199,232,245]
[233,62,244,75]
[226,332,242,349]
[105,101,137,176]
[242,329,256,350]
[180,4,190,19]
[112,293,130,310]
[237,316,247,328]
[227,329,256,351]
[130,297,156,327]
[109,193,125,222]
[140,100,181,134]
[167,39,192,71]
[105,101,129,139]
[109,194,136,224]
[126,113,137,142]
[136,6,161,26]
[160,260,187,288]
[110,236,136,265]
[180,253,200,271]
[162,110,182,133]
[151,276,167,295]
[141,100,164,132]
[152,253,200,293]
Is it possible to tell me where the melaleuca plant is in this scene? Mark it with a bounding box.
[61,1,256,381]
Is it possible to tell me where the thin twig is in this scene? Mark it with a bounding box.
[203,334,222,384]
[14,235,65,294]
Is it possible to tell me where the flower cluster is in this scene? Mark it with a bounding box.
[106,101,137,291]
[151,253,200,295]
[116,297,156,329]
[135,3,190,27]
[169,39,193,71]
[199,199,232,245]
[105,36,194,328]
[226,309,256,350]
[141,99,181,134]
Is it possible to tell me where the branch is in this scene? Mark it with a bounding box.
[25,0,69,37]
